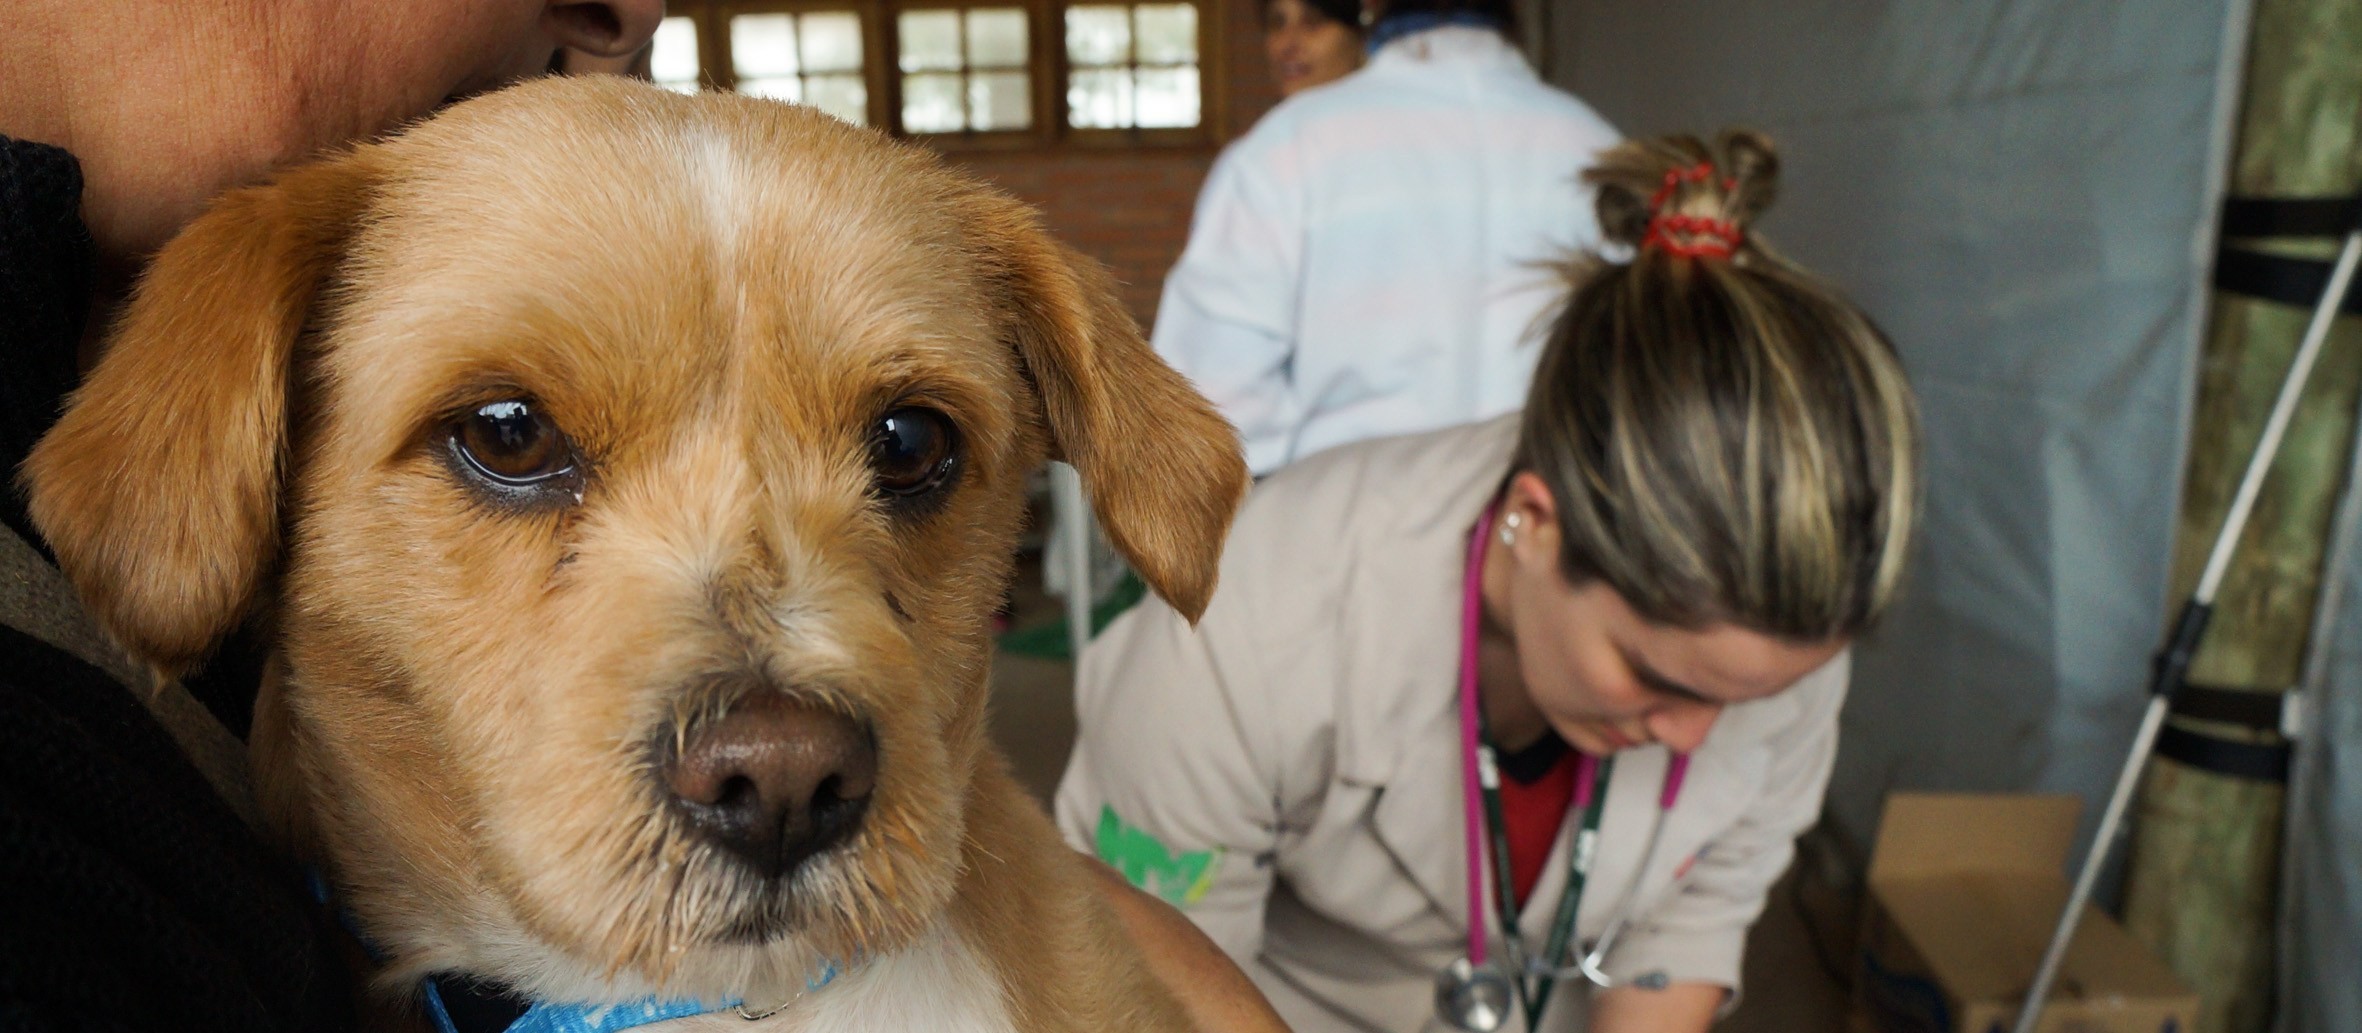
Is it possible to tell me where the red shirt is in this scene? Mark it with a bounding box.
[1495,739,1580,903]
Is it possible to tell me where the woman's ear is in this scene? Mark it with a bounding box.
[1503,470,1560,565]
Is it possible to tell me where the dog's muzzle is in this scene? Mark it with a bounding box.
[662,693,877,879]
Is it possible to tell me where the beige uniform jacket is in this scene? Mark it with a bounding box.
[1055,416,1848,1033]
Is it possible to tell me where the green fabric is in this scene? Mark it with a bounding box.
[1092,804,1223,907]
[995,571,1147,660]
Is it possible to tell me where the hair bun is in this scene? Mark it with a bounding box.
[1588,129,1781,260]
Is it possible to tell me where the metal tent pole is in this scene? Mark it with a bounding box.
[2010,223,2362,1033]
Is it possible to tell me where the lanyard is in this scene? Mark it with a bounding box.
[1474,740,1610,1024]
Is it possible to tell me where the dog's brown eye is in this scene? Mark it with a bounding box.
[869,407,958,500]
[454,400,575,487]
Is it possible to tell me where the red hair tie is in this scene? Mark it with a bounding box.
[1642,213,1742,258]
[1641,162,1743,260]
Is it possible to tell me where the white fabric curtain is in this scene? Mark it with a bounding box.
[1541,2,2235,857]
[2280,413,2362,1032]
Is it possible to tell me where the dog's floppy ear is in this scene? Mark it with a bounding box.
[20,149,381,674]
[969,196,1249,623]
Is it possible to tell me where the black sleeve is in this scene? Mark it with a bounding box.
[0,623,355,1033]
[0,136,93,556]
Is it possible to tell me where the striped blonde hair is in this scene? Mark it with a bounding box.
[1517,129,1920,639]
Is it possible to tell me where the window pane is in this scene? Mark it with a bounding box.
[1065,5,1131,67]
[736,76,804,102]
[806,74,869,125]
[1134,3,1197,65]
[898,10,962,72]
[651,17,700,89]
[903,72,967,132]
[732,13,800,76]
[969,70,1032,130]
[799,12,864,73]
[1067,67,1133,128]
[966,8,1029,68]
[1134,66,1198,127]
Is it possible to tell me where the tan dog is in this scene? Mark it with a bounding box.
[24,76,1245,1031]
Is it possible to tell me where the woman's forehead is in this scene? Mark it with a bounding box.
[1599,587,1845,702]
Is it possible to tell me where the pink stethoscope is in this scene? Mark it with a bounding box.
[1435,505,1690,1032]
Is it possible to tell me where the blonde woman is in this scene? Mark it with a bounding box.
[1059,131,1919,1033]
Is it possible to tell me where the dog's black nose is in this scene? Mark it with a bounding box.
[664,693,876,878]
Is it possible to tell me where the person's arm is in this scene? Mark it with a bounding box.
[1589,982,1725,1033]
[1150,141,1307,477]
[1087,860,1292,1033]
[1054,555,1288,962]
[1585,658,1851,1024]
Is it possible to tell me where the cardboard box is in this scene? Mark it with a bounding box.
[1854,794,2199,1033]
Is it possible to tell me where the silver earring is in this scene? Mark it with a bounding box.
[1499,513,1521,545]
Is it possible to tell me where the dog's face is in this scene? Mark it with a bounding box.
[23,77,1244,1002]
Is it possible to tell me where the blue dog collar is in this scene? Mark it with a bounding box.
[423,960,841,1033]
[311,867,841,1033]
[424,983,733,1033]
[425,984,731,1033]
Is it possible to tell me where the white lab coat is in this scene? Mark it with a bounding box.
[1056,417,1848,1033]
[1151,28,1620,475]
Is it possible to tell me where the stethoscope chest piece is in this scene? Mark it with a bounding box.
[1434,956,1517,1032]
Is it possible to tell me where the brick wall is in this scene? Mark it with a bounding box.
[943,1,1279,326]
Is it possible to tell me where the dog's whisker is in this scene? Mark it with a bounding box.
[869,847,897,900]
[640,883,687,982]
[633,878,694,979]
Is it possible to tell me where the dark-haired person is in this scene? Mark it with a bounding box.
[0,4,1280,1030]
[0,7,663,1028]
[1062,132,1921,1033]
[1264,0,1366,98]
[1152,0,1618,478]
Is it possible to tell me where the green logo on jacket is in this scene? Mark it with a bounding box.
[1095,805,1223,907]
